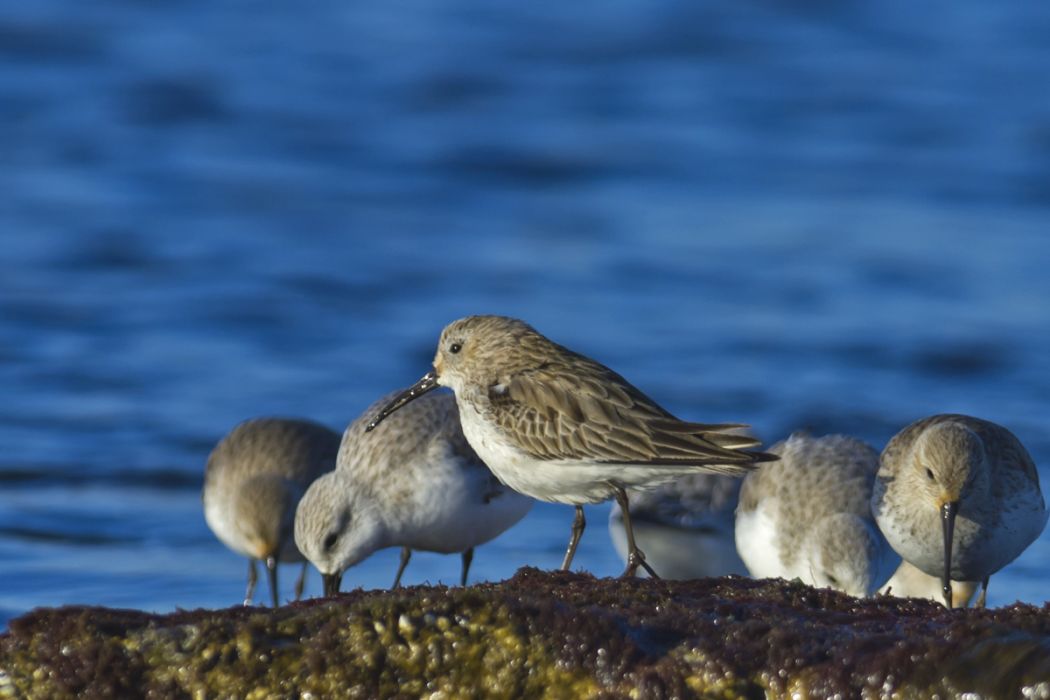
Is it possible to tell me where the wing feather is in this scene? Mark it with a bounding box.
[491,354,773,471]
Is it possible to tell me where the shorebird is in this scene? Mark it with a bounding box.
[735,433,899,597]
[607,473,747,579]
[879,560,978,608]
[203,418,340,607]
[365,315,773,577]
[295,390,532,594]
[872,414,1047,608]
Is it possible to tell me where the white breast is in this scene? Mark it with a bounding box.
[735,500,789,579]
[454,395,596,503]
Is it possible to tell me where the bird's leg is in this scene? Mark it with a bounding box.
[293,562,308,601]
[265,555,279,608]
[393,547,412,589]
[614,486,660,579]
[244,559,258,606]
[560,506,586,570]
[461,547,474,586]
[975,577,990,609]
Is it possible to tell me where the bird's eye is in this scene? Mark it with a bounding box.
[925,468,935,481]
[323,533,338,551]
[827,574,839,586]
[449,342,462,354]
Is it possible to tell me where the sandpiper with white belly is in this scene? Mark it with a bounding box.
[203,418,340,607]
[871,414,1047,608]
[735,432,899,597]
[365,315,774,577]
[295,390,532,594]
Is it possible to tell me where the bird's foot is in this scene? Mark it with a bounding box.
[621,549,661,579]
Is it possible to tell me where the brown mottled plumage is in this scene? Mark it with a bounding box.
[872,414,1048,608]
[340,387,502,503]
[203,418,340,607]
[295,391,531,595]
[367,315,776,577]
[734,433,898,597]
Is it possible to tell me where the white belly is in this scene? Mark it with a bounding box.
[877,497,1047,581]
[203,493,248,557]
[735,500,791,580]
[400,477,533,554]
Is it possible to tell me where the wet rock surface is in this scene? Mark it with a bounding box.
[2,568,1049,698]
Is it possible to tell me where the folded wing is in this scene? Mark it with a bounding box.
[489,355,774,475]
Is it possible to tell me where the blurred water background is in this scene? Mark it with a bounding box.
[2,1,1050,627]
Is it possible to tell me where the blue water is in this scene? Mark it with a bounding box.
[2,1,1049,627]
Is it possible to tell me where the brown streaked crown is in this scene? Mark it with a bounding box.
[880,414,1042,499]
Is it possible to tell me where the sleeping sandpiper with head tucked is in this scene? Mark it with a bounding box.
[872,414,1048,608]
[295,390,532,595]
[365,315,774,577]
[203,418,340,607]
[608,473,747,579]
[735,433,899,597]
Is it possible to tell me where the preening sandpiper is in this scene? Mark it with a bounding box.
[872,414,1047,608]
[203,418,340,607]
[295,390,532,595]
[366,315,774,577]
[735,433,899,597]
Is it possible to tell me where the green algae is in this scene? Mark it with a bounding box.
[2,568,1049,699]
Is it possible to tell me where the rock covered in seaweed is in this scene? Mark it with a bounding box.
[2,568,1049,698]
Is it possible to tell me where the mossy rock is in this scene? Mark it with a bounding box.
[2,568,1049,698]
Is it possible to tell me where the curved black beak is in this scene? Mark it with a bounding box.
[365,370,439,432]
[322,571,343,597]
[940,500,959,608]
[265,555,279,608]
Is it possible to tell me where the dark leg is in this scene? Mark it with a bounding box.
[613,486,660,579]
[322,572,342,597]
[294,562,308,601]
[461,547,474,587]
[265,555,279,608]
[244,559,258,606]
[975,577,990,609]
[393,547,412,589]
[560,506,586,570]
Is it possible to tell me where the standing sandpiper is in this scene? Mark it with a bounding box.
[365,315,774,577]
[295,390,532,594]
[203,418,340,607]
[872,414,1048,608]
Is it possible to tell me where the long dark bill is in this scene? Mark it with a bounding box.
[365,370,439,432]
[323,571,343,597]
[265,555,279,608]
[940,500,959,609]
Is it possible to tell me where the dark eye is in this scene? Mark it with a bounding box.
[827,574,839,586]
[323,532,338,551]
[449,342,462,354]
[925,468,935,481]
